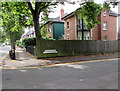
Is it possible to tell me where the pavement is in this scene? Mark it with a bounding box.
[2,47,119,69]
[3,47,55,68]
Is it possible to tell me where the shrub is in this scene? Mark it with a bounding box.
[22,37,36,47]
[42,37,55,40]
[22,37,55,47]
[16,40,23,47]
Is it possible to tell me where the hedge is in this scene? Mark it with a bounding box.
[16,40,23,47]
[22,37,55,47]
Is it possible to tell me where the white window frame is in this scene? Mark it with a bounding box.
[66,21,70,30]
[103,10,107,16]
[103,21,107,30]
[67,34,70,40]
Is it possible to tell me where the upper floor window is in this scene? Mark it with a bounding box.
[103,21,107,30]
[77,19,88,31]
[103,10,107,16]
[66,21,70,30]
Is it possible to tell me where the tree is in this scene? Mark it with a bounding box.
[1,2,28,50]
[41,26,47,38]
[26,1,59,57]
[1,1,59,57]
[79,2,102,30]
[1,0,119,57]
[75,1,119,40]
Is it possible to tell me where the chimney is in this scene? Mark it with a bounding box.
[60,8,64,20]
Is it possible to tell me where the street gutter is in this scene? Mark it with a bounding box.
[2,57,119,69]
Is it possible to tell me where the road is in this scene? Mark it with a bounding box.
[2,59,119,89]
[0,46,10,62]
[0,46,10,91]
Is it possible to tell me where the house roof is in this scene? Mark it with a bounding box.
[49,13,68,22]
[62,11,75,20]
[44,13,67,25]
[109,10,119,16]
[62,7,119,20]
[21,29,35,38]
[62,8,81,20]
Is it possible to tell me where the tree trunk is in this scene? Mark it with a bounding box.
[33,12,42,58]
[10,32,15,50]
[10,32,16,59]
[27,2,43,58]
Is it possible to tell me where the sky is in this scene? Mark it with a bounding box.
[49,1,118,18]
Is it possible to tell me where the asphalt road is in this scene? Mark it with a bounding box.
[0,46,10,61]
[0,46,10,90]
[2,59,119,89]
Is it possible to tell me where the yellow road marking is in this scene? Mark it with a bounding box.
[2,57,119,69]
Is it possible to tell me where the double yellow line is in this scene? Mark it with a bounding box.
[2,57,119,69]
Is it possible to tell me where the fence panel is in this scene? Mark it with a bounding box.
[26,40,118,58]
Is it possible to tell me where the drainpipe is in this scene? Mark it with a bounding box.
[82,18,84,40]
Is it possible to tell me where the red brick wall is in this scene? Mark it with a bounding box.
[60,8,64,19]
[64,10,117,40]
[65,15,76,40]
[92,10,117,40]
[92,25,99,40]
[92,14,101,40]
[101,11,117,40]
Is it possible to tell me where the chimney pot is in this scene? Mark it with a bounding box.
[60,8,64,20]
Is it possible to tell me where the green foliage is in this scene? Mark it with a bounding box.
[79,2,102,30]
[0,29,6,43]
[1,2,31,49]
[22,37,36,47]
[1,3,26,42]
[41,26,47,37]
[22,37,55,47]
[2,2,32,30]
[42,37,55,40]
[16,40,23,47]
[103,2,111,10]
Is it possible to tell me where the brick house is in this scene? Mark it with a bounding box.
[43,9,67,40]
[44,19,64,40]
[62,8,118,40]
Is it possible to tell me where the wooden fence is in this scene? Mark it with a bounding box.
[26,40,119,58]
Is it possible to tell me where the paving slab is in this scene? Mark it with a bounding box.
[3,47,119,68]
[3,47,56,68]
